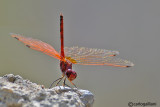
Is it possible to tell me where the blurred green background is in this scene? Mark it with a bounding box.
[0,0,160,107]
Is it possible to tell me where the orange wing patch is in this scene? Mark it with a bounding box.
[65,56,77,64]
[11,33,65,61]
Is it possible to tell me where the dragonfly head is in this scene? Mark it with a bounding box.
[65,69,77,81]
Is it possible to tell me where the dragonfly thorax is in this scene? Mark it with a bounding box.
[60,60,72,73]
[60,61,77,81]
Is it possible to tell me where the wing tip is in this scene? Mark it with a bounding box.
[126,63,134,67]
[10,33,20,40]
[10,33,16,37]
[113,51,119,55]
[126,66,132,68]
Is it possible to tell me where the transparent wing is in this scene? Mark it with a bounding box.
[11,33,64,61]
[65,46,134,67]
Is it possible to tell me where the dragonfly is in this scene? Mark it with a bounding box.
[11,13,134,88]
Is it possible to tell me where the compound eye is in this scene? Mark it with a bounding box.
[65,69,77,81]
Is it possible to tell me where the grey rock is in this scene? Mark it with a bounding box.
[0,74,94,107]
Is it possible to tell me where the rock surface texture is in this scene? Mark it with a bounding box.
[0,74,94,107]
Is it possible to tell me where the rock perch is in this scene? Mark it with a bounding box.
[0,74,94,107]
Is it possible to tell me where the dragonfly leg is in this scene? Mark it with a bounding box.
[63,78,71,88]
[68,79,77,88]
[55,76,64,86]
[49,75,64,89]
[62,77,66,86]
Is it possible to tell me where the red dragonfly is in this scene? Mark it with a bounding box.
[11,13,134,88]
